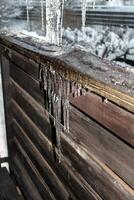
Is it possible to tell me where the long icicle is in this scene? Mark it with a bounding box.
[82,0,87,33]
[41,0,45,31]
[26,0,30,29]
[39,64,87,162]
[46,0,64,45]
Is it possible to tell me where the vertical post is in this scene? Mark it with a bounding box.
[46,0,64,45]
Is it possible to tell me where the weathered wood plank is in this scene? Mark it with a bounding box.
[12,156,43,200]
[10,84,133,200]
[0,36,134,112]
[10,63,134,148]
[11,78,51,140]
[11,50,39,80]
[11,77,134,189]
[71,92,134,147]
[70,107,134,189]
[13,138,56,200]
[10,62,44,106]
[61,135,134,200]
[11,100,103,200]
[12,119,70,200]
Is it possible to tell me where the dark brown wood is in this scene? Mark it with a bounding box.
[11,100,102,200]
[10,61,134,148]
[70,107,134,189]
[12,156,43,200]
[1,38,134,200]
[61,135,134,200]
[11,76,134,189]
[10,71,134,187]
[13,138,56,200]
[11,51,39,80]
[10,62,44,106]
[71,92,134,147]
[0,36,134,112]
[12,119,70,200]
[10,79,133,199]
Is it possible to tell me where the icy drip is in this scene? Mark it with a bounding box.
[41,0,45,31]
[46,0,64,46]
[92,0,96,9]
[82,0,87,33]
[26,0,30,28]
[39,64,87,161]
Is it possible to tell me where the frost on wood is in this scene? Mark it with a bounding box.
[46,0,64,46]
[39,63,86,161]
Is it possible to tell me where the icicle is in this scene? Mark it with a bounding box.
[46,0,64,45]
[65,80,70,131]
[82,0,87,33]
[26,0,30,29]
[82,86,87,96]
[38,63,88,163]
[92,0,96,10]
[41,0,45,31]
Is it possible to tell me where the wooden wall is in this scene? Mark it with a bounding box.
[0,45,134,200]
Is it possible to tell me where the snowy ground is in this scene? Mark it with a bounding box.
[63,26,134,67]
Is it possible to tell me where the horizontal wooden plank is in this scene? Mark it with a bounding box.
[11,50,39,80]
[1,36,134,112]
[10,62,44,106]
[11,100,103,200]
[11,78,134,189]
[70,107,134,189]
[11,101,134,200]
[71,92,134,147]
[61,135,134,200]
[12,119,71,200]
[11,98,134,200]
[11,78,51,141]
[13,138,56,200]
[10,63,134,148]
[11,155,43,200]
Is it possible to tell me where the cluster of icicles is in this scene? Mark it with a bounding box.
[25,0,96,45]
[39,63,87,161]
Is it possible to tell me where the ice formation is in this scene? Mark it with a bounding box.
[26,0,30,28]
[82,0,87,33]
[46,0,64,45]
[41,0,45,31]
[39,63,86,161]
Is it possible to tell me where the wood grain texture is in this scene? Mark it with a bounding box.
[11,99,102,200]
[1,41,134,200]
[12,156,43,200]
[11,75,134,190]
[71,92,134,147]
[13,138,57,200]
[0,36,134,113]
[10,63,134,148]
[11,79,134,199]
